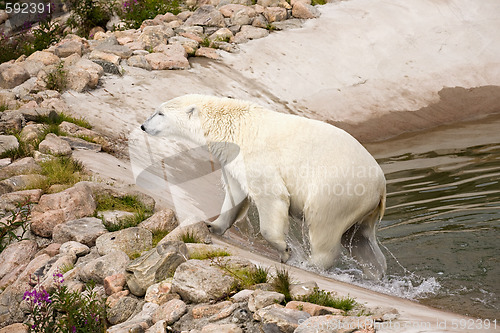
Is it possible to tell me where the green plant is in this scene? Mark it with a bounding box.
[210,257,269,291]
[311,0,326,5]
[272,266,292,302]
[60,263,74,274]
[0,104,8,112]
[152,230,169,247]
[43,61,67,92]
[117,0,182,30]
[35,111,92,130]
[298,288,357,312]
[180,230,201,243]
[189,249,231,260]
[266,23,276,32]
[0,133,35,160]
[200,37,211,48]
[0,201,32,253]
[65,0,115,37]
[95,194,153,231]
[23,270,107,332]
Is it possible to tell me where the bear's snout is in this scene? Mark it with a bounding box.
[141,124,146,131]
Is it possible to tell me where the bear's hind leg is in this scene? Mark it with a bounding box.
[254,193,291,263]
[308,224,343,270]
[341,215,387,280]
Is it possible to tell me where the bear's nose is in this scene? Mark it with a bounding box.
[140,125,145,131]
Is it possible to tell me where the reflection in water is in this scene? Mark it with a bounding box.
[378,143,499,319]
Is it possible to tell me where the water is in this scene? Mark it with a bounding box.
[229,114,500,319]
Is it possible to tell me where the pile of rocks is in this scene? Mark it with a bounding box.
[1,0,321,93]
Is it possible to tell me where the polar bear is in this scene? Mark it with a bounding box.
[141,94,387,279]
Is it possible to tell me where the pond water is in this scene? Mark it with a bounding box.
[230,114,500,320]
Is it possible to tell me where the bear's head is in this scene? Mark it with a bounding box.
[141,96,206,145]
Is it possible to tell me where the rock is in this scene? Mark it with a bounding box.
[107,295,140,325]
[209,27,234,42]
[232,25,269,43]
[104,273,127,295]
[34,243,61,258]
[83,181,156,212]
[126,241,188,297]
[38,133,72,156]
[263,7,288,22]
[21,60,45,77]
[168,36,200,55]
[79,250,130,284]
[285,301,343,316]
[195,47,222,60]
[192,300,232,319]
[19,123,46,142]
[0,174,46,195]
[219,4,253,18]
[139,26,176,49]
[54,40,83,58]
[0,111,24,133]
[290,281,318,299]
[96,227,152,256]
[72,58,104,88]
[214,42,240,53]
[257,0,289,7]
[248,290,286,312]
[107,302,159,333]
[158,221,211,245]
[152,298,187,325]
[294,315,375,333]
[106,290,129,308]
[272,18,303,30]
[0,63,30,89]
[0,156,40,180]
[127,55,153,70]
[37,253,77,291]
[201,323,243,333]
[31,183,97,237]
[52,217,107,246]
[39,98,70,114]
[0,323,28,333]
[292,2,320,19]
[0,240,37,281]
[0,189,43,211]
[89,50,121,75]
[254,305,310,333]
[138,208,178,233]
[145,51,189,70]
[0,135,19,154]
[145,280,180,306]
[97,210,135,228]
[26,51,60,66]
[171,259,236,303]
[231,289,254,303]
[95,43,133,59]
[65,59,103,92]
[59,121,100,140]
[59,136,102,151]
[185,5,225,27]
[59,241,90,257]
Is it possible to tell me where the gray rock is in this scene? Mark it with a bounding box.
[139,26,176,49]
[59,241,90,257]
[79,250,130,284]
[152,298,187,325]
[232,25,269,43]
[126,241,188,297]
[59,121,101,140]
[0,323,29,333]
[0,240,37,281]
[20,123,47,142]
[54,40,83,58]
[168,36,200,55]
[185,5,226,27]
[26,51,60,66]
[52,217,107,247]
[89,50,121,75]
[97,210,135,228]
[96,227,152,256]
[0,111,24,133]
[0,156,41,180]
[291,2,320,19]
[127,55,153,71]
[0,174,47,195]
[107,302,159,333]
[263,7,288,23]
[21,60,45,77]
[107,295,139,325]
[290,281,318,299]
[251,14,268,28]
[138,209,178,233]
[253,305,310,333]
[159,221,211,245]
[38,133,72,156]
[0,63,30,89]
[145,320,166,333]
[172,259,237,303]
[0,189,43,211]
[65,59,103,92]
[272,18,303,30]
[248,290,286,312]
[59,136,102,151]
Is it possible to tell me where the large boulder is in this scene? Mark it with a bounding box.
[138,209,178,233]
[0,240,37,281]
[96,227,152,256]
[79,250,130,284]
[38,133,72,156]
[0,63,30,89]
[0,135,19,156]
[30,182,97,237]
[253,305,311,333]
[126,241,188,297]
[171,259,237,303]
[139,26,175,49]
[52,217,107,247]
[185,5,225,27]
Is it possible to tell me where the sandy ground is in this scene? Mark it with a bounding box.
[66,0,500,331]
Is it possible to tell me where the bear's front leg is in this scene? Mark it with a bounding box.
[207,170,248,235]
[253,189,291,263]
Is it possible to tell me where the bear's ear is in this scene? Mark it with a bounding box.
[186,105,198,119]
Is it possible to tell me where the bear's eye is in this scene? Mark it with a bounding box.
[158,112,164,116]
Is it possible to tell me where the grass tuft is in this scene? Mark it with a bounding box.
[34,112,92,129]
[152,230,169,247]
[272,266,292,302]
[95,193,153,232]
[190,249,231,260]
[299,288,357,312]
[180,230,202,243]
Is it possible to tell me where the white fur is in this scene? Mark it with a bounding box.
[142,94,387,279]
